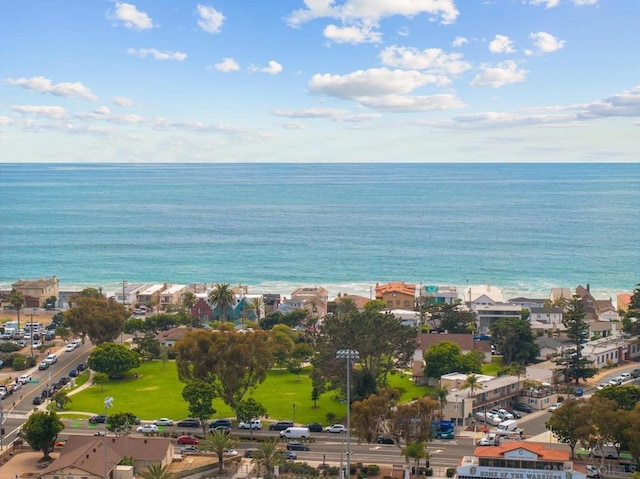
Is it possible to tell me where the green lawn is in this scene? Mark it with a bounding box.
[65,361,430,424]
[481,357,503,376]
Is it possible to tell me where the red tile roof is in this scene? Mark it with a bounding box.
[474,442,570,461]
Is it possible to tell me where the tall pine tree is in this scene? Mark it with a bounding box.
[558,295,597,384]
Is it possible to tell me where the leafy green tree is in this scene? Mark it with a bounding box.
[88,343,141,378]
[287,342,314,381]
[587,396,628,460]
[45,295,57,308]
[392,397,439,443]
[622,282,640,335]
[65,288,128,344]
[351,387,402,444]
[52,390,70,409]
[181,291,197,329]
[490,318,539,365]
[418,299,475,333]
[270,325,296,370]
[235,398,267,439]
[136,335,161,358]
[434,385,448,419]
[311,308,416,396]
[139,464,175,479]
[250,296,265,322]
[423,341,480,383]
[626,404,640,471]
[107,412,138,437]
[199,429,237,473]
[182,379,217,435]
[176,328,274,410]
[402,441,429,479]
[208,283,236,322]
[21,411,64,459]
[559,295,597,383]
[593,384,640,410]
[7,290,25,330]
[124,317,145,336]
[546,398,592,458]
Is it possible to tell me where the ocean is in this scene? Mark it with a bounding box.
[1,163,638,302]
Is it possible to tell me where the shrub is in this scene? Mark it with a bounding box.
[0,342,21,353]
[425,468,433,476]
[366,465,380,476]
[446,468,456,477]
[13,356,27,370]
[357,473,366,479]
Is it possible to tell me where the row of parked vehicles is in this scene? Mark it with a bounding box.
[596,369,640,390]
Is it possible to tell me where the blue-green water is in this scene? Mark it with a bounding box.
[1,163,638,300]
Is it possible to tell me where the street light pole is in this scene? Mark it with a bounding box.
[104,396,113,479]
[30,308,37,358]
[336,349,359,479]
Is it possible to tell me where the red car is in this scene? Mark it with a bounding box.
[177,435,199,445]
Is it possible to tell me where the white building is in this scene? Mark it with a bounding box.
[475,303,522,334]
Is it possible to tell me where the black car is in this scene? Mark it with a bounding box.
[376,436,396,445]
[76,363,87,372]
[177,418,200,428]
[59,376,70,385]
[209,419,232,429]
[509,410,522,419]
[89,415,107,424]
[286,442,310,451]
[306,423,323,433]
[268,421,293,431]
[244,448,260,458]
[631,368,640,379]
[513,403,532,413]
[32,396,43,405]
[214,425,231,434]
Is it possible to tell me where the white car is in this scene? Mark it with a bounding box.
[18,374,32,384]
[619,372,631,380]
[325,424,347,433]
[224,449,239,456]
[153,418,174,426]
[64,344,76,352]
[239,420,262,430]
[137,424,158,433]
[548,403,562,412]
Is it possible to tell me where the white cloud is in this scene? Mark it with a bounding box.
[258,60,283,75]
[528,0,560,8]
[113,96,134,107]
[471,60,527,88]
[452,36,468,47]
[0,116,12,125]
[379,46,472,76]
[273,108,349,119]
[358,94,465,112]
[12,105,68,119]
[573,0,597,4]
[213,58,240,73]
[287,0,459,27]
[111,2,154,30]
[196,4,225,34]
[279,121,306,129]
[323,23,382,44]
[577,85,640,118]
[127,48,187,61]
[5,76,98,101]
[489,35,515,54]
[527,32,565,55]
[309,68,436,100]
[94,106,111,116]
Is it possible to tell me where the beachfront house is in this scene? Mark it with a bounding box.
[137,284,165,310]
[376,281,416,310]
[290,286,329,318]
[190,295,213,323]
[420,285,459,304]
[474,303,522,335]
[159,284,187,311]
[114,283,148,307]
[11,276,59,308]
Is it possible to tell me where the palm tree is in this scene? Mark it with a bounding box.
[402,441,429,479]
[434,385,448,419]
[7,290,25,331]
[250,296,264,322]
[139,463,174,479]
[199,429,237,473]
[252,438,283,479]
[461,373,482,397]
[181,292,197,329]
[208,283,236,322]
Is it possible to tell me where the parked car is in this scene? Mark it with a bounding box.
[209,419,232,429]
[181,445,199,454]
[619,372,632,380]
[89,415,107,424]
[268,421,294,431]
[596,383,609,390]
[325,424,347,433]
[69,369,78,378]
[279,450,297,460]
[177,435,199,445]
[38,361,49,370]
[239,420,262,430]
[286,442,310,451]
[137,424,158,433]
[18,374,32,384]
[630,368,640,378]
[213,425,231,434]
[224,449,238,456]
[76,362,87,372]
[64,343,76,352]
[45,354,58,365]
[306,423,324,433]
[508,410,521,419]
[153,418,174,426]
[32,396,43,405]
[177,418,200,428]
[586,465,601,479]
[513,403,532,413]
[548,403,562,412]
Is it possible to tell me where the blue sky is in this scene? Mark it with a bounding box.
[1,0,638,163]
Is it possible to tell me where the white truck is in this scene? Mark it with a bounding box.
[496,419,518,432]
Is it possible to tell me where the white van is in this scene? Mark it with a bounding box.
[590,444,619,459]
[279,427,310,439]
[496,419,518,432]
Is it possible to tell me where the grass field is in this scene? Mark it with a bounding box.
[65,361,431,425]
[481,357,503,376]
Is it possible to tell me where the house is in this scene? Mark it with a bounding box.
[588,320,617,338]
[375,281,416,310]
[549,287,572,305]
[263,293,282,315]
[289,286,329,318]
[190,296,213,323]
[421,285,459,304]
[390,309,421,327]
[583,335,630,368]
[440,373,524,417]
[330,293,371,313]
[39,435,174,479]
[575,284,616,321]
[465,285,503,308]
[159,284,187,311]
[529,307,563,326]
[474,303,522,335]
[617,292,632,313]
[137,284,165,307]
[535,336,566,361]
[114,283,148,307]
[155,326,190,347]
[456,442,587,479]
[11,276,59,308]
[508,297,546,310]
